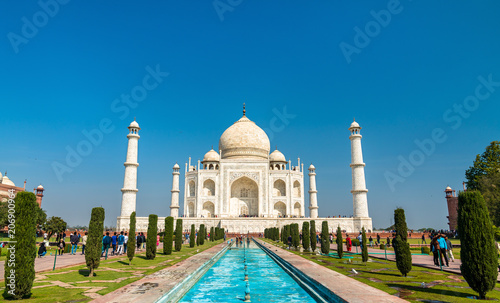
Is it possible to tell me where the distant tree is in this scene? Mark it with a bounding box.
[291,223,300,249]
[477,171,500,226]
[210,226,215,242]
[174,219,183,252]
[3,192,37,299]
[35,206,47,229]
[85,207,105,277]
[146,214,158,260]
[127,212,136,265]
[302,222,310,251]
[321,221,329,254]
[458,191,498,299]
[394,208,412,277]
[310,221,316,252]
[336,226,343,259]
[42,216,67,240]
[164,216,174,255]
[190,224,195,247]
[465,141,500,190]
[361,227,368,262]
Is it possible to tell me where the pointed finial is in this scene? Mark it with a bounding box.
[243,103,246,116]
[275,145,278,151]
[134,117,136,121]
[353,117,355,122]
[211,145,214,150]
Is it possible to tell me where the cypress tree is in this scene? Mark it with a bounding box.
[302,222,310,251]
[199,224,205,245]
[458,191,498,299]
[321,221,329,254]
[127,212,136,265]
[361,227,368,262]
[310,221,316,252]
[4,192,37,299]
[164,216,174,255]
[190,224,195,247]
[280,227,285,244]
[292,224,300,249]
[146,214,158,260]
[174,218,183,252]
[210,226,215,241]
[394,208,412,277]
[85,207,105,277]
[336,226,343,259]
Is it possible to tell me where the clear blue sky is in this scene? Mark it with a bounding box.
[1,1,499,230]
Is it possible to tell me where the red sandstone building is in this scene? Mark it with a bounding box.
[0,172,45,207]
[445,186,458,231]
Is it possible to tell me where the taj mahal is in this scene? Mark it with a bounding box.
[116,106,372,233]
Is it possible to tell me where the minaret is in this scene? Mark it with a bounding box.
[349,119,369,217]
[34,184,44,207]
[170,163,180,217]
[120,119,140,218]
[308,164,319,218]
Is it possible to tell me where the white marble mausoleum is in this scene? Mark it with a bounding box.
[116,107,373,233]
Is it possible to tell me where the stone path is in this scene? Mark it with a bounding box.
[259,240,409,303]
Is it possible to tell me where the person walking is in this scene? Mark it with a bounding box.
[157,234,160,247]
[142,232,147,249]
[376,233,380,245]
[101,232,112,257]
[124,232,129,254]
[357,232,362,250]
[445,236,454,262]
[346,235,352,252]
[369,236,374,248]
[422,234,426,244]
[386,236,391,247]
[116,231,125,255]
[437,235,449,266]
[430,236,439,266]
[81,232,88,255]
[70,232,79,255]
[136,233,142,250]
[111,232,118,255]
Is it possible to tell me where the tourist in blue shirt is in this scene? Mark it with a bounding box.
[111,232,118,255]
[437,235,449,267]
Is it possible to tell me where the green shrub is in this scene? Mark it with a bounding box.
[146,214,158,260]
[164,217,174,255]
[190,224,195,248]
[64,243,72,254]
[210,227,214,242]
[4,192,38,299]
[321,221,329,254]
[380,243,385,250]
[302,222,310,251]
[127,212,136,265]
[310,221,316,252]
[421,246,430,254]
[458,191,498,299]
[351,238,360,246]
[174,219,183,252]
[394,208,412,277]
[199,224,205,245]
[336,226,343,259]
[85,207,105,277]
[361,227,368,262]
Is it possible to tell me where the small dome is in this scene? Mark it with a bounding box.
[173,163,180,169]
[203,149,220,162]
[2,175,15,186]
[129,120,140,129]
[445,186,452,191]
[350,120,360,128]
[269,149,286,162]
[37,184,44,189]
[309,164,316,170]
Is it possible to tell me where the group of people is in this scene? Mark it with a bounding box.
[430,234,454,267]
[37,231,89,257]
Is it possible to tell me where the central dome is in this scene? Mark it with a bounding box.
[219,115,271,160]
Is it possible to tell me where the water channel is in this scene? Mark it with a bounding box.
[178,240,318,302]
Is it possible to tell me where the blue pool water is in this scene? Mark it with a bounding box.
[179,241,317,302]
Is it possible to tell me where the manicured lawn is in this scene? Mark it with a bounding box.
[0,239,224,302]
[263,239,500,302]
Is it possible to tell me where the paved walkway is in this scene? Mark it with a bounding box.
[259,240,408,302]
[91,242,228,303]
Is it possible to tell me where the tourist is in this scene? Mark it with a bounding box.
[102,232,112,257]
[386,236,391,248]
[445,236,454,263]
[142,233,147,249]
[316,234,320,244]
[357,232,362,249]
[329,234,333,244]
[81,232,88,255]
[70,231,80,255]
[346,235,352,252]
[124,232,129,254]
[430,236,439,266]
[38,242,47,258]
[136,233,141,250]
[422,234,426,244]
[116,231,125,255]
[369,236,374,247]
[437,235,449,267]
[111,232,118,255]
[157,234,160,246]
[58,238,66,256]
[376,233,380,245]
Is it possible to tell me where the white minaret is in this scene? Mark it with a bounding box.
[308,164,319,218]
[170,163,180,217]
[349,119,369,218]
[120,119,140,218]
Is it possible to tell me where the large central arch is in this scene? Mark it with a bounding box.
[230,176,258,217]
